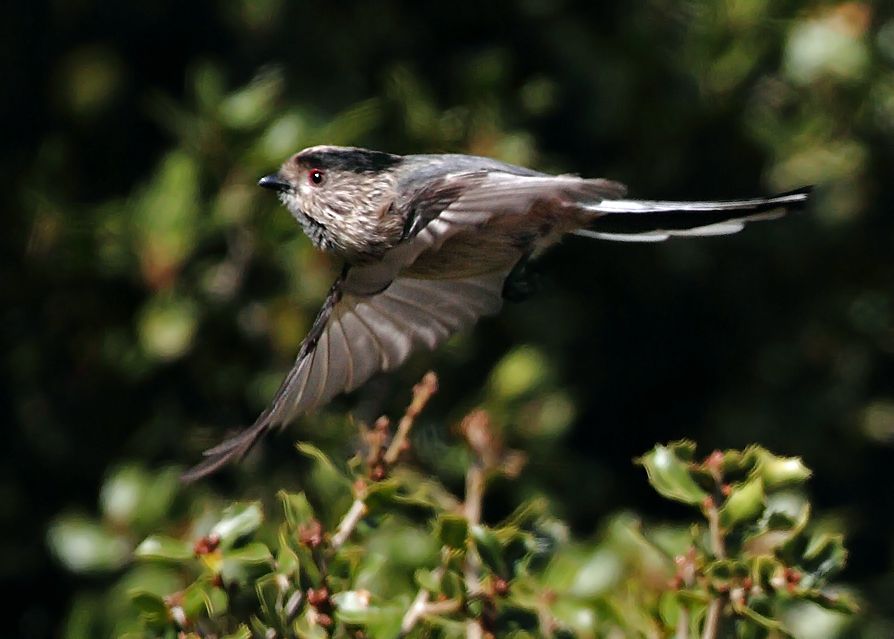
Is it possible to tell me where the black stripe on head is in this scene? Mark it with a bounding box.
[297,147,402,173]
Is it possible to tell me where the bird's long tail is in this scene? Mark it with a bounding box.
[574,187,811,242]
[180,413,273,482]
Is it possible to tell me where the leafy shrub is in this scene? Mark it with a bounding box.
[50,373,854,638]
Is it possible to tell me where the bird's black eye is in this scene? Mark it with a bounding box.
[308,168,324,186]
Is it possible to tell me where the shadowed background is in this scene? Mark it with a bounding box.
[3,0,894,636]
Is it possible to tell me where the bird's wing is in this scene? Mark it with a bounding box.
[343,170,628,294]
[184,169,623,480]
[182,266,507,481]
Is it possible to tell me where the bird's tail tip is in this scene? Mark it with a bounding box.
[180,417,272,483]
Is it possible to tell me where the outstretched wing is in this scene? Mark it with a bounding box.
[182,267,507,481]
[184,168,629,480]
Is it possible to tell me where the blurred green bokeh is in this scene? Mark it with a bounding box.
[3,0,894,637]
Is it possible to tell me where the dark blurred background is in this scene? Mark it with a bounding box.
[3,0,894,636]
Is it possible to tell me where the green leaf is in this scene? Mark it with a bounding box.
[488,345,550,399]
[705,559,749,591]
[209,587,228,616]
[255,573,281,618]
[668,439,698,462]
[296,442,342,476]
[720,477,765,527]
[550,597,597,635]
[211,502,263,547]
[756,450,812,489]
[415,567,442,593]
[717,447,760,478]
[638,444,709,505]
[277,528,300,576]
[800,588,860,614]
[222,625,252,639]
[293,609,329,639]
[800,534,848,586]
[279,490,317,528]
[130,590,169,627]
[657,591,681,628]
[100,465,180,529]
[224,542,273,565]
[735,602,783,630]
[362,605,405,639]
[332,590,372,620]
[134,535,193,563]
[750,555,784,590]
[181,581,213,619]
[437,515,469,550]
[47,515,132,572]
[364,478,402,513]
[472,525,509,577]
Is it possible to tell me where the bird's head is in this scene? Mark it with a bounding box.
[259,145,404,260]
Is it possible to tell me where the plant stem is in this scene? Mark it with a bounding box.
[705,502,726,560]
[464,462,486,637]
[400,565,447,636]
[384,371,438,465]
[331,499,367,550]
[701,599,722,639]
[675,609,690,639]
[701,497,726,639]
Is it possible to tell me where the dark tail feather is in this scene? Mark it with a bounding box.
[180,414,272,483]
[575,186,812,241]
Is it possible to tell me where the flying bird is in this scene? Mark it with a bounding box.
[182,145,810,480]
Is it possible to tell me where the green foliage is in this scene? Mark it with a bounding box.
[9,3,894,638]
[52,379,854,638]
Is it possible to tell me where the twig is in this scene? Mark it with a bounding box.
[331,499,368,550]
[461,411,493,638]
[675,610,689,639]
[705,499,726,560]
[464,463,485,526]
[384,371,438,465]
[701,496,726,639]
[701,599,722,639]
[400,565,446,636]
[674,549,696,639]
[464,462,486,639]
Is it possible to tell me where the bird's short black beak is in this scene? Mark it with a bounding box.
[258,173,291,193]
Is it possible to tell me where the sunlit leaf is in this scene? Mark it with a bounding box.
[720,477,765,527]
[638,444,708,505]
[48,515,131,572]
[225,542,273,565]
[279,490,317,528]
[134,535,193,563]
[211,502,263,547]
[756,451,812,489]
[221,625,252,639]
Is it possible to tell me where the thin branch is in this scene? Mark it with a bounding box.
[331,499,368,550]
[384,371,438,465]
[463,442,487,637]
[466,618,484,639]
[422,599,462,616]
[400,565,446,636]
[701,599,722,639]
[675,610,690,639]
[464,463,485,526]
[701,496,726,639]
[674,549,696,639]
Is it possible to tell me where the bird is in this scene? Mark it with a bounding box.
[181,145,811,480]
